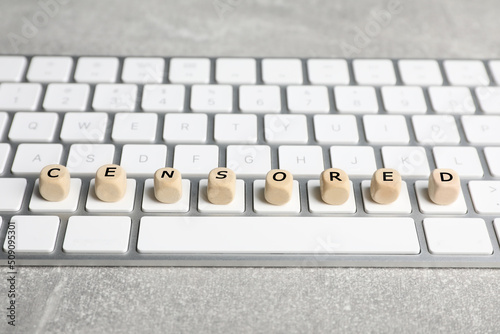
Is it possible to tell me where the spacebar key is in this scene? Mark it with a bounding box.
[138,217,420,254]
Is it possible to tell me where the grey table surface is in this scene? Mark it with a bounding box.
[1,0,500,333]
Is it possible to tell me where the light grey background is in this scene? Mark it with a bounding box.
[1,0,500,333]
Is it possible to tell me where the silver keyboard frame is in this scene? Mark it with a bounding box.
[1,56,500,267]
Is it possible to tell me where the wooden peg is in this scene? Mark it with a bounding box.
[207,168,236,205]
[39,164,70,202]
[370,168,401,204]
[265,169,293,205]
[95,164,127,202]
[428,168,460,205]
[154,168,182,204]
[320,168,350,205]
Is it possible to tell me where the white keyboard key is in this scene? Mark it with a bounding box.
[398,60,443,86]
[9,112,58,142]
[216,58,256,84]
[63,216,131,253]
[330,146,377,177]
[214,114,257,143]
[27,56,73,82]
[423,218,492,255]
[0,178,27,211]
[286,85,330,113]
[163,113,207,143]
[469,181,500,214]
[412,115,461,144]
[43,83,90,111]
[112,113,157,143]
[0,112,8,137]
[428,86,475,114]
[264,114,308,144]
[462,115,500,144]
[12,144,63,175]
[142,179,191,213]
[92,84,138,112]
[141,84,185,112]
[169,58,210,84]
[278,146,324,176]
[484,147,500,177]
[415,180,467,214]
[60,112,108,142]
[74,57,119,83]
[0,56,27,82]
[0,144,11,174]
[66,144,115,175]
[137,216,419,254]
[226,145,271,177]
[443,60,490,86]
[476,87,500,114]
[239,85,281,113]
[362,180,412,214]
[0,83,42,111]
[353,59,396,85]
[307,180,356,214]
[261,58,302,84]
[173,145,219,176]
[313,115,359,144]
[433,146,483,178]
[86,179,136,213]
[122,57,164,83]
[489,60,500,84]
[253,180,300,214]
[190,85,232,113]
[4,216,59,253]
[120,144,167,176]
[307,59,350,85]
[29,179,81,212]
[334,86,378,114]
[363,115,410,144]
[198,179,245,213]
[381,86,427,114]
[381,146,430,177]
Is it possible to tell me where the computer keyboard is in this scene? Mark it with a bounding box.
[1,55,500,267]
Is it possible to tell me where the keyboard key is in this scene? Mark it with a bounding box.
[414,180,467,214]
[443,60,490,86]
[60,112,108,142]
[63,216,131,253]
[142,179,191,213]
[361,180,412,214]
[433,147,483,178]
[226,145,271,177]
[489,60,500,84]
[381,86,427,114]
[190,84,232,113]
[261,58,302,84]
[307,180,356,214]
[137,216,419,254]
[429,86,475,114]
[278,145,324,176]
[313,115,359,144]
[239,85,281,113]
[363,115,410,144]
[66,144,115,175]
[264,114,308,144]
[0,178,27,211]
[423,218,492,255]
[475,87,500,114]
[141,84,185,112]
[0,56,27,82]
[43,83,90,111]
[214,114,257,143]
[307,59,350,85]
[12,144,63,175]
[334,86,378,114]
[381,146,430,177]
[173,145,219,176]
[29,179,81,212]
[398,60,443,86]
[86,179,136,213]
[0,144,11,174]
[353,59,396,85]
[112,113,157,143]
[163,113,207,143]
[122,57,164,83]
[0,83,42,111]
[330,146,377,177]
[469,181,500,214]
[26,56,73,82]
[216,58,256,84]
[412,115,461,144]
[484,147,500,177]
[3,216,59,253]
[0,112,7,137]
[9,112,58,142]
[198,179,245,213]
[462,115,500,144]
[92,84,138,112]
[169,58,210,84]
[120,144,167,176]
[286,85,330,113]
[253,180,300,214]
[74,57,119,83]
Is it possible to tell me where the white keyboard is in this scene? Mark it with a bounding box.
[1,55,500,267]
